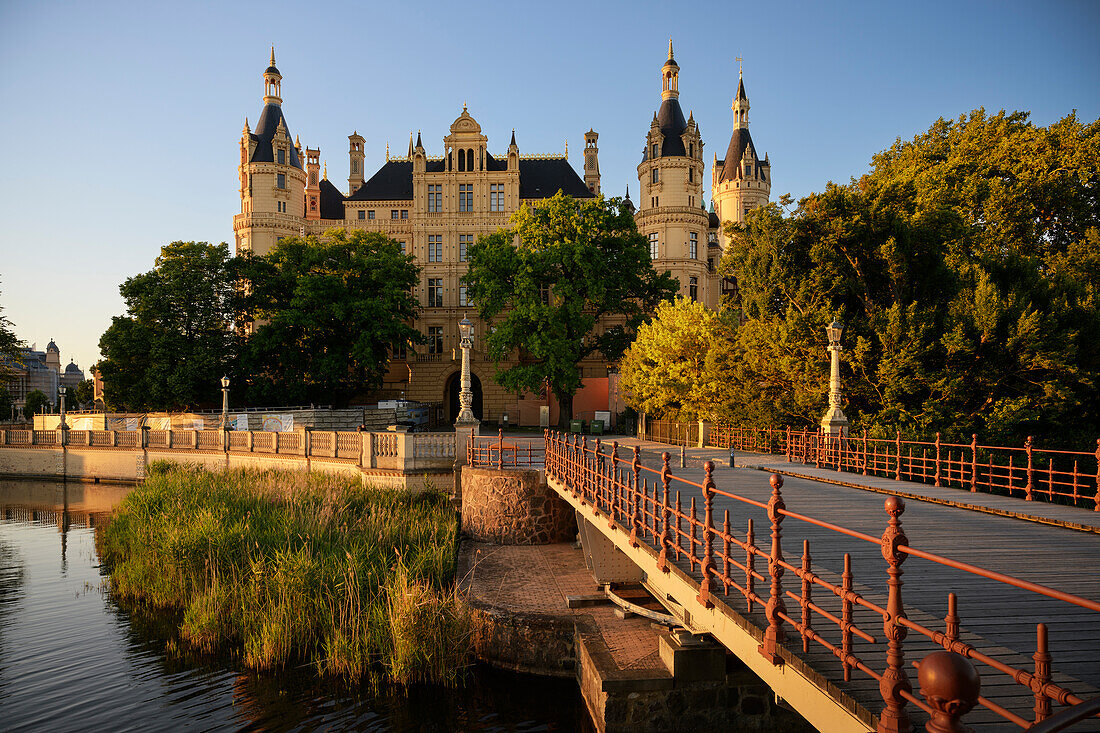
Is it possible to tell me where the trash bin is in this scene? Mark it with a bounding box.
[590,419,604,435]
[570,419,584,434]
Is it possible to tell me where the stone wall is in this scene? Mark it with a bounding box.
[461,466,576,544]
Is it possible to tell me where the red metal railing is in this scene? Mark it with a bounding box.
[467,431,545,469]
[644,419,701,447]
[544,430,1100,732]
[703,423,1100,510]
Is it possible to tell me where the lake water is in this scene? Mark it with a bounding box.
[0,479,589,732]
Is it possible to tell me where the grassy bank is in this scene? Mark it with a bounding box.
[98,465,470,684]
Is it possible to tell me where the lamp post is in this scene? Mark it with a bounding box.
[456,316,477,426]
[820,320,849,438]
[58,384,67,431]
[220,376,230,430]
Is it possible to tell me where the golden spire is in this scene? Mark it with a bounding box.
[322,161,328,180]
[270,45,276,67]
[668,38,673,61]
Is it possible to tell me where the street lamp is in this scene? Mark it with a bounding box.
[58,384,67,431]
[220,376,230,431]
[456,315,477,426]
[820,320,849,438]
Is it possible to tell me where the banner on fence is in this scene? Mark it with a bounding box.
[262,414,294,432]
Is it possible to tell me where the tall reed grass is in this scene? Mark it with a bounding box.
[98,464,472,685]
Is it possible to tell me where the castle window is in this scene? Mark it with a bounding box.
[651,143,658,158]
[398,241,406,254]
[277,173,286,189]
[358,210,365,220]
[689,277,698,302]
[391,209,400,219]
[428,184,442,212]
[458,150,465,172]
[651,169,658,184]
[368,210,375,220]
[459,234,472,262]
[310,199,316,211]
[277,149,285,165]
[352,161,359,174]
[648,232,658,261]
[689,143,694,158]
[459,286,469,307]
[428,326,443,354]
[310,172,317,185]
[459,184,473,212]
[689,232,698,260]
[707,257,714,273]
[745,164,751,176]
[401,210,408,219]
[688,167,694,182]
[428,235,442,262]
[428,278,443,308]
[490,184,504,211]
[467,149,474,171]
[539,284,550,305]
[392,340,407,359]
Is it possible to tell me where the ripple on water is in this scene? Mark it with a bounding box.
[0,480,589,732]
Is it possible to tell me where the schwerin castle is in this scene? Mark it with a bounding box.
[233,43,771,426]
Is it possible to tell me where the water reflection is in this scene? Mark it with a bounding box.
[0,479,588,732]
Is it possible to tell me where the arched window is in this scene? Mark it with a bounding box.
[688,168,694,182]
[448,151,453,171]
[689,143,694,158]
[467,149,474,171]
[458,150,465,171]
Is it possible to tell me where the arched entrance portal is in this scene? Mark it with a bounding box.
[444,371,483,424]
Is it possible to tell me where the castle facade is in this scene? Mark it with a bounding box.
[232,45,769,425]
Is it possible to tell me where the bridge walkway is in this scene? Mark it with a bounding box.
[548,435,1100,731]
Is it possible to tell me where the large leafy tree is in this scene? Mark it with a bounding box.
[98,242,240,411]
[620,298,738,421]
[242,229,421,406]
[23,389,49,420]
[722,110,1100,446]
[0,281,24,381]
[465,193,678,427]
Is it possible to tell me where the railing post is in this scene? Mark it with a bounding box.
[841,553,854,681]
[657,452,672,573]
[786,426,792,462]
[895,429,902,481]
[697,461,716,609]
[609,441,620,530]
[1025,436,1034,501]
[800,539,813,653]
[1032,623,1052,724]
[630,446,641,547]
[878,496,911,733]
[759,473,786,665]
[863,428,869,475]
[935,432,942,487]
[745,518,756,613]
[1094,438,1100,511]
[970,435,978,492]
[497,429,504,470]
[815,432,822,469]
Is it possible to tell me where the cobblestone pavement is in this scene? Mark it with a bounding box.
[459,541,669,675]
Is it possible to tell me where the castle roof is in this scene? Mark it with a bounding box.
[718,127,766,183]
[655,98,688,157]
[342,157,592,206]
[249,103,302,168]
[46,339,58,352]
[318,178,345,219]
[708,211,720,228]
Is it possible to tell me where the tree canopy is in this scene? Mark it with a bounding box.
[23,389,48,420]
[464,193,678,426]
[0,281,24,381]
[721,109,1100,446]
[619,298,738,421]
[98,242,240,411]
[242,229,422,406]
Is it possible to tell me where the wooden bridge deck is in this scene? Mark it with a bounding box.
[556,439,1100,731]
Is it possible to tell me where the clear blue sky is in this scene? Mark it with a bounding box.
[1,0,1097,374]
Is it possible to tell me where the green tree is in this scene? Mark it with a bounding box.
[465,193,678,428]
[722,110,1100,446]
[72,379,95,409]
[243,229,422,406]
[620,298,738,421]
[23,389,49,420]
[98,242,240,411]
[0,385,13,422]
[0,281,24,381]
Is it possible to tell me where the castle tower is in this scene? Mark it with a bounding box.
[712,63,771,250]
[635,41,709,305]
[305,147,321,221]
[348,132,365,194]
[232,48,307,256]
[45,340,60,372]
[583,129,600,195]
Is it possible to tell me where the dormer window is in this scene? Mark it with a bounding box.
[651,143,658,158]
[277,149,285,165]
